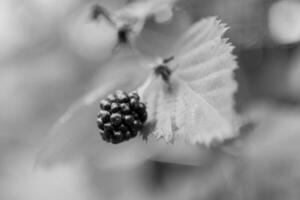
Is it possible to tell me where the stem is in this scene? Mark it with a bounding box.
[136,56,175,100]
[163,56,175,64]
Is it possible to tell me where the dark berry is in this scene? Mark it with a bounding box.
[100,99,110,110]
[97,90,147,144]
[97,118,104,130]
[115,90,129,103]
[111,131,123,144]
[99,129,104,138]
[120,103,130,114]
[136,102,146,114]
[100,130,111,142]
[128,91,139,101]
[130,98,139,110]
[104,123,113,132]
[110,102,120,113]
[140,112,147,123]
[124,131,132,140]
[119,125,129,140]
[123,115,134,127]
[107,94,116,102]
[110,113,122,127]
[99,110,110,123]
[133,120,142,130]
[119,124,128,132]
[132,112,139,120]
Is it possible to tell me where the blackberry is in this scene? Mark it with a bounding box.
[100,99,110,110]
[97,90,147,144]
[110,113,122,127]
[128,91,140,101]
[110,102,120,113]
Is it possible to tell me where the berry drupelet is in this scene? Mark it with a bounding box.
[97,90,147,144]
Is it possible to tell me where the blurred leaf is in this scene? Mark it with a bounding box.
[269,0,300,44]
[234,106,300,200]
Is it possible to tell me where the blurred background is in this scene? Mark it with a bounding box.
[1,0,300,199]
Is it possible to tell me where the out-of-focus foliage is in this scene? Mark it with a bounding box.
[2,0,300,199]
[269,0,300,44]
[288,47,300,98]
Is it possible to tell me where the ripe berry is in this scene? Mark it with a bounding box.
[115,90,129,103]
[133,120,142,130]
[110,113,122,127]
[123,115,134,127]
[100,99,110,110]
[97,118,104,129]
[100,130,111,142]
[119,124,128,133]
[140,112,147,123]
[107,94,116,102]
[128,91,139,101]
[120,103,130,114]
[96,90,147,144]
[136,102,146,115]
[112,131,123,144]
[98,110,110,123]
[124,131,131,140]
[104,123,113,132]
[110,102,120,113]
[129,98,139,110]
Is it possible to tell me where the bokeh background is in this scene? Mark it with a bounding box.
[1,0,300,199]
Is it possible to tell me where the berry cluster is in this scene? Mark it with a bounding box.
[97,90,147,144]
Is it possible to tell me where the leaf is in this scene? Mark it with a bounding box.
[144,77,235,146]
[173,17,229,55]
[174,17,239,129]
[143,17,240,146]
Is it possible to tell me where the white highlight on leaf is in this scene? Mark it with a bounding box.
[142,17,240,146]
